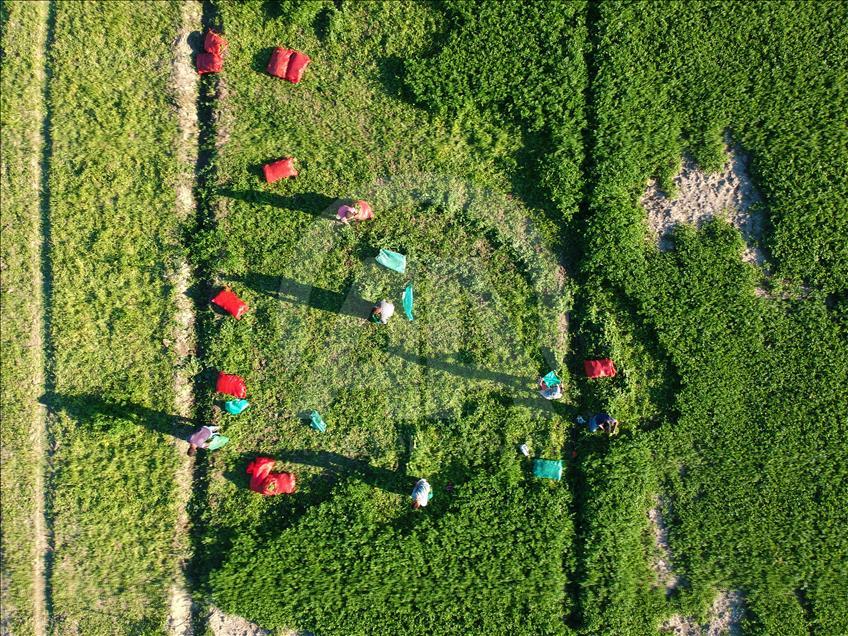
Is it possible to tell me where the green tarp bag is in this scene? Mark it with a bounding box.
[402,284,413,320]
[542,371,561,387]
[533,459,563,480]
[207,434,230,450]
[376,249,406,274]
[309,410,327,433]
[225,399,250,415]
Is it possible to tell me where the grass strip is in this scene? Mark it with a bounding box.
[0,1,50,632]
[39,2,189,632]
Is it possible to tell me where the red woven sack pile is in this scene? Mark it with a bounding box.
[266,47,311,83]
[247,457,297,495]
[263,157,298,183]
[584,358,617,378]
[211,288,248,319]
[216,372,247,398]
[197,29,227,74]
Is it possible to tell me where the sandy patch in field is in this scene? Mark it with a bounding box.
[641,139,764,265]
[661,590,745,636]
[648,496,679,595]
[166,2,201,635]
[206,607,306,636]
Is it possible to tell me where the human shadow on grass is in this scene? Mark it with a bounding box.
[219,187,338,218]
[231,272,374,319]
[38,392,197,441]
[388,347,530,391]
[226,450,417,498]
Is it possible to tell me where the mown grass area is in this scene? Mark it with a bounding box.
[191,0,580,632]
[0,2,49,632]
[577,1,848,633]
[36,2,190,632]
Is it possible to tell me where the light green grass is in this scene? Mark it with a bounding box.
[40,1,189,632]
[0,2,49,632]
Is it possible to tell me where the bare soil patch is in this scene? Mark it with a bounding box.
[206,607,274,636]
[648,496,679,594]
[661,590,745,636]
[166,2,201,634]
[641,137,765,265]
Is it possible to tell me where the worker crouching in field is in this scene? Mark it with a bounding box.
[187,425,222,456]
[537,377,563,400]
[246,457,296,496]
[370,300,395,324]
[586,413,619,435]
[336,200,374,224]
[411,478,432,509]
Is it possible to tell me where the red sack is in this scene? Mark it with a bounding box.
[247,457,296,495]
[267,47,293,78]
[216,372,246,398]
[263,157,298,183]
[584,358,617,378]
[196,52,223,75]
[285,51,311,83]
[204,30,227,56]
[211,288,248,319]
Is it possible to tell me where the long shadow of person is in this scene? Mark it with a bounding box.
[388,347,530,391]
[38,392,197,441]
[218,188,339,219]
[230,272,374,319]
[270,450,415,497]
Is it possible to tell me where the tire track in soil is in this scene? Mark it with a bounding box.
[167,1,203,634]
[33,2,57,634]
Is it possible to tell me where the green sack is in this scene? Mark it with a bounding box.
[309,410,327,432]
[207,434,230,451]
[542,371,561,387]
[532,458,563,480]
[376,249,406,274]
[402,284,414,320]
[225,399,250,415]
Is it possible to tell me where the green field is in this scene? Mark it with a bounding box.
[1,0,846,635]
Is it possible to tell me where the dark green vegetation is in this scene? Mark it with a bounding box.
[2,0,846,634]
[578,1,848,634]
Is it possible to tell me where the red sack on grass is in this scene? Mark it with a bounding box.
[285,51,310,83]
[267,47,293,78]
[196,52,223,75]
[584,358,617,378]
[204,30,227,56]
[263,157,298,183]
[211,288,248,319]
[247,457,296,495]
[216,372,246,398]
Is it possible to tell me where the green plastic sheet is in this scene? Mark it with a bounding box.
[207,434,230,451]
[309,410,327,433]
[376,249,406,274]
[225,399,250,415]
[402,284,413,320]
[532,458,563,480]
[542,371,561,387]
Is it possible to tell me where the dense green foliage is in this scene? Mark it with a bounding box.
[211,472,572,635]
[0,2,48,631]
[404,0,588,221]
[580,1,848,632]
